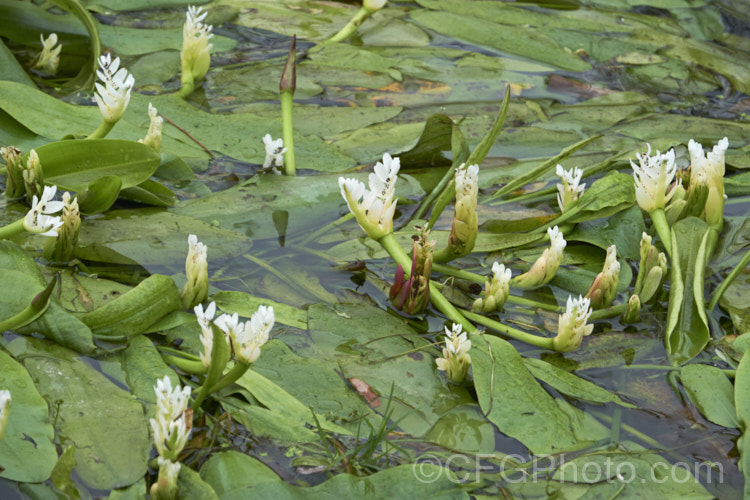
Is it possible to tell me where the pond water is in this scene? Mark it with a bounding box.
[0,0,749,498]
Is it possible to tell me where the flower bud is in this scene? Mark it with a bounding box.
[446,164,479,258]
[364,0,387,11]
[181,6,213,86]
[621,294,641,324]
[23,150,44,203]
[1,146,25,199]
[665,183,687,226]
[634,233,666,304]
[585,245,620,309]
[43,192,80,262]
[180,234,208,309]
[139,103,163,152]
[553,295,593,353]
[33,33,62,74]
[513,226,566,289]
[435,323,472,384]
[473,262,511,313]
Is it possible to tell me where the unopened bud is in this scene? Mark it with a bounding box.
[621,294,641,324]
[1,146,25,199]
[23,150,44,203]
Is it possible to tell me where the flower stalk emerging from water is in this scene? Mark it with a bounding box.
[390,226,434,314]
[179,6,213,98]
[1,146,25,199]
[23,149,44,203]
[325,1,387,44]
[150,377,191,500]
[280,36,297,176]
[436,323,472,384]
[435,164,479,262]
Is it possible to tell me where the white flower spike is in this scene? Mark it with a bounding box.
[181,234,208,309]
[94,54,134,123]
[181,6,214,83]
[631,144,677,213]
[339,153,400,240]
[222,305,274,364]
[435,323,472,384]
[513,226,567,289]
[262,134,286,172]
[688,137,728,228]
[553,295,593,353]
[555,164,585,212]
[23,185,64,237]
[139,103,163,152]
[194,302,217,368]
[150,376,191,461]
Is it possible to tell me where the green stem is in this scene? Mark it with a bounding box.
[413,167,455,222]
[0,167,6,176]
[379,233,477,334]
[708,244,750,310]
[461,309,555,350]
[0,219,25,240]
[207,361,251,394]
[506,295,564,312]
[649,208,672,257]
[324,6,371,44]
[85,119,115,140]
[162,354,206,375]
[178,75,195,99]
[610,363,679,372]
[588,303,627,321]
[281,92,296,176]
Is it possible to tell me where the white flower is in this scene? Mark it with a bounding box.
[435,323,472,383]
[0,390,10,441]
[139,103,163,152]
[553,295,593,352]
[688,137,728,228]
[181,6,213,82]
[194,302,217,367]
[34,33,62,74]
[491,261,512,294]
[556,164,585,212]
[228,306,274,364]
[94,54,134,123]
[339,153,400,240]
[631,144,677,213]
[23,184,64,237]
[157,456,181,487]
[262,134,286,171]
[150,376,191,461]
[364,0,387,10]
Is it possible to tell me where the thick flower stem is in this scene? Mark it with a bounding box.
[461,309,555,350]
[0,219,24,240]
[325,6,371,44]
[178,75,195,99]
[649,208,672,257]
[85,120,115,140]
[207,361,251,394]
[379,233,477,334]
[281,92,296,176]
[588,303,627,321]
[162,354,206,375]
[708,244,750,311]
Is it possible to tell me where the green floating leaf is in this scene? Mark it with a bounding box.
[0,349,58,483]
[177,466,219,500]
[424,405,495,454]
[33,139,160,193]
[122,335,179,415]
[200,451,281,498]
[50,445,81,500]
[472,335,606,455]
[680,364,738,428]
[524,357,635,408]
[719,274,750,334]
[80,274,182,338]
[7,336,150,490]
[666,217,711,364]
[119,180,178,208]
[568,205,646,260]
[570,172,636,221]
[77,175,122,215]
